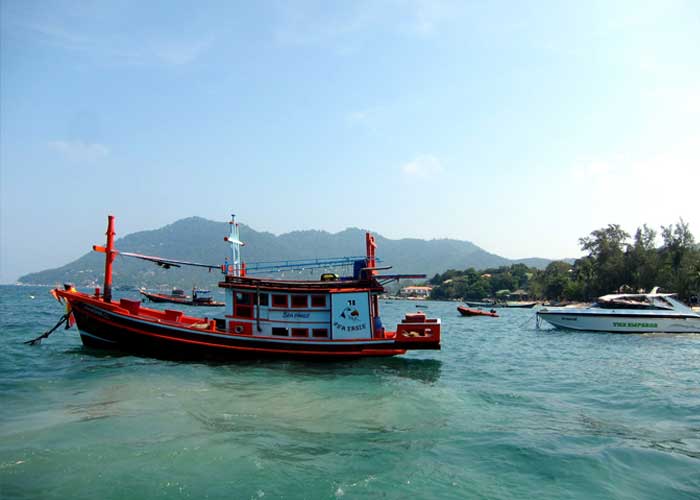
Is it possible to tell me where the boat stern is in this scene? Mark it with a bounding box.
[390,312,441,350]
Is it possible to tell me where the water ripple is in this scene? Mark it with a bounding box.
[2,286,700,499]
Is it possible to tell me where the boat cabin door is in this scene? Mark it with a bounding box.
[330,292,372,340]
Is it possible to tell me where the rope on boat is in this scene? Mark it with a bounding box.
[24,313,71,345]
[518,314,537,330]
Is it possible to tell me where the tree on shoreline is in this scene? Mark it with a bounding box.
[429,220,699,303]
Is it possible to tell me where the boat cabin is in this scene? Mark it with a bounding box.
[219,270,386,340]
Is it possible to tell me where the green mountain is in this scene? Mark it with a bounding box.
[18,216,553,288]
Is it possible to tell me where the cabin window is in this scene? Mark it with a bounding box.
[312,328,328,338]
[235,292,251,305]
[291,328,308,337]
[234,292,254,318]
[291,295,308,308]
[311,295,326,308]
[272,327,289,336]
[272,294,288,308]
[235,305,253,319]
[656,297,674,309]
[257,293,269,306]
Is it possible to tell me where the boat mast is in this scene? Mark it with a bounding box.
[224,214,245,277]
[365,233,377,277]
[94,215,116,303]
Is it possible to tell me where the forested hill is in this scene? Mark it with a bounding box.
[18,216,553,288]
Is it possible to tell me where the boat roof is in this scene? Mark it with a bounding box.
[594,290,699,313]
[220,274,384,292]
[598,292,675,301]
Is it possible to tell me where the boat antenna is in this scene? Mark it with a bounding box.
[224,214,245,277]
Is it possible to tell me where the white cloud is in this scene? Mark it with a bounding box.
[568,134,700,230]
[641,85,700,115]
[345,107,383,133]
[274,0,463,46]
[347,110,370,122]
[401,0,456,36]
[48,140,110,162]
[149,37,214,66]
[400,155,444,178]
[18,20,212,67]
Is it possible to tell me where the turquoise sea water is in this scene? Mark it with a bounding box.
[1,285,699,499]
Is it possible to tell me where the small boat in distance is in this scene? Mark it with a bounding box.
[505,301,538,308]
[463,300,496,308]
[139,287,224,307]
[537,288,700,333]
[458,306,499,317]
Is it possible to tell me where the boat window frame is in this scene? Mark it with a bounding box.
[234,291,254,319]
[654,296,675,310]
[291,294,308,309]
[312,328,328,338]
[311,294,327,308]
[235,291,252,305]
[271,294,288,308]
[291,328,308,337]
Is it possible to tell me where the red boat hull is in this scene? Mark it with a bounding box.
[457,306,499,317]
[60,291,439,360]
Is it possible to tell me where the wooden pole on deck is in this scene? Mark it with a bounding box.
[103,215,116,303]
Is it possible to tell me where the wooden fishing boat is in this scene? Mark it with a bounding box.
[51,215,441,359]
[463,300,497,308]
[457,305,499,317]
[139,287,224,307]
[505,301,538,308]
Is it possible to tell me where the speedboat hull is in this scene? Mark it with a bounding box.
[537,309,700,333]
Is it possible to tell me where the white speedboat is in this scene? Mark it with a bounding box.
[536,288,700,333]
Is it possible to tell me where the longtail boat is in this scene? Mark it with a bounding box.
[139,287,224,307]
[51,215,441,359]
[457,305,499,317]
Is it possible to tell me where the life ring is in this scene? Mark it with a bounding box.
[234,325,244,334]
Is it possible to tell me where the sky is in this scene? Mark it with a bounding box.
[1,0,699,283]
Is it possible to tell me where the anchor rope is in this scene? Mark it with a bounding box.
[518,314,537,330]
[24,313,71,346]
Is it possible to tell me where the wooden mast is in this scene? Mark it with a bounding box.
[94,215,116,303]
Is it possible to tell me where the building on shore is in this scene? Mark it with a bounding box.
[400,285,433,298]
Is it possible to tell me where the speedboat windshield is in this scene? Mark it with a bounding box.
[595,294,675,310]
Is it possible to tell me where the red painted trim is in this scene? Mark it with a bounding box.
[219,282,384,293]
[75,303,395,344]
[78,307,402,356]
[258,318,330,325]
